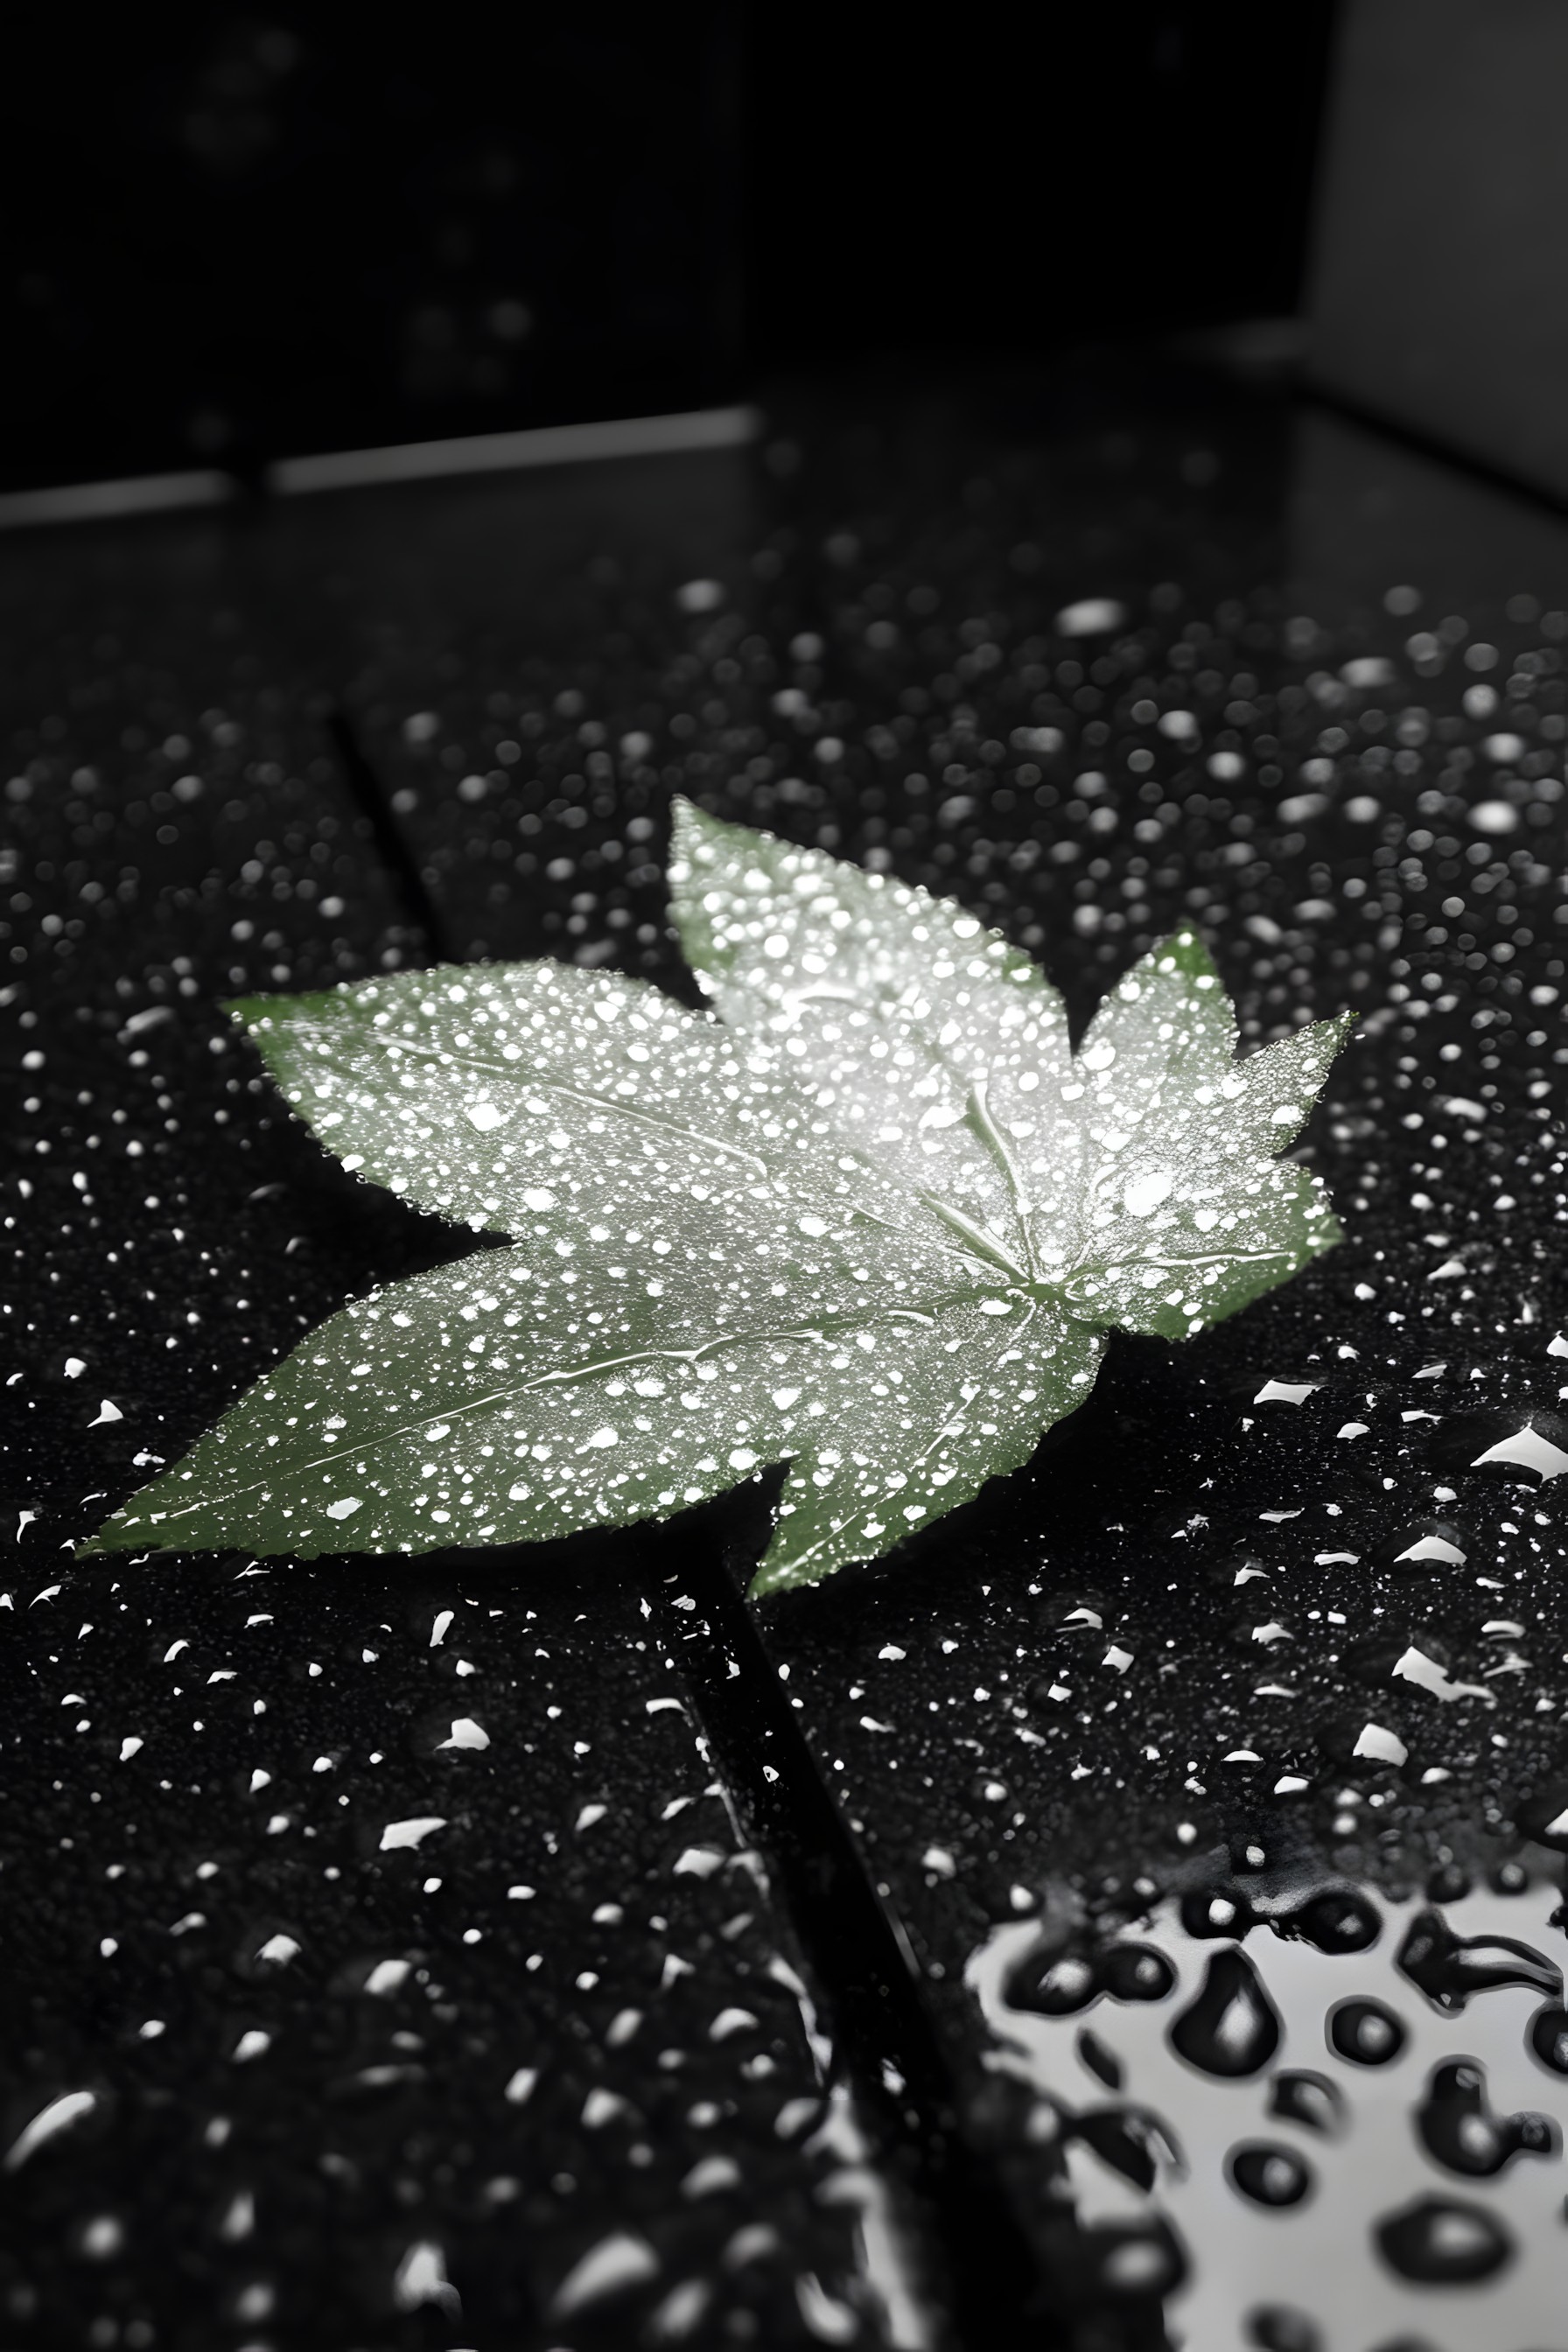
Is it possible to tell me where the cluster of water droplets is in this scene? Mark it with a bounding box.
[968,1859,1568,2348]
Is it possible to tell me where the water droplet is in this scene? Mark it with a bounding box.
[392,2238,458,2314]
[1373,2195,1513,2285]
[1074,2104,1177,2194]
[1242,2306,1320,2352]
[436,1716,488,1752]
[1385,1513,1461,1563]
[1076,2027,1121,2090]
[1273,1888,1380,1956]
[1352,1721,1408,1768]
[1180,1887,1256,1940]
[1413,2057,1556,2177]
[1431,1409,1568,1484]
[1227,2139,1313,2208]
[1269,2070,1343,2137]
[1395,1908,1561,2012]
[378,1816,446,1852]
[1473,1424,1568,1480]
[1055,597,1127,638]
[1004,1947,1100,2017]
[1530,2006,1568,2076]
[4,2089,97,2172]
[1169,1949,1281,2077]
[1101,1942,1176,2003]
[550,2230,661,2316]
[1122,1169,1174,1218]
[1326,1997,1406,2067]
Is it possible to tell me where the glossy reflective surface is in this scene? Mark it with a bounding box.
[4,354,1568,2347]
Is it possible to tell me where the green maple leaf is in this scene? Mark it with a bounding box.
[80,801,1349,1594]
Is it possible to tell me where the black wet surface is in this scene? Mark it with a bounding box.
[5,354,1568,2348]
[0,1549,878,2348]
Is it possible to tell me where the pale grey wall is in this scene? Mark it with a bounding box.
[1307,0,1568,500]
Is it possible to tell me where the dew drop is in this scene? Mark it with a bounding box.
[1101,1942,1176,2003]
[1076,2027,1122,2090]
[1055,597,1127,638]
[1326,1997,1406,2067]
[1168,1949,1281,2077]
[1273,1888,1380,1956]
[1529,2006,1568,2076]
[1180,1888,1256,1941]
[1003,1946,1100,2017]
[1413,2057,1556,2177]
[1269,2070,1343,2137]
[1227,2139,1313,2209]
[1373,2194,1513,2285]
[1122,1170,1173,1218]
[1395,1908,1561,2012]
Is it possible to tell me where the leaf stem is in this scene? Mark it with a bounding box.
[916,1193,1032,1286]
[962,1082,1038,1278]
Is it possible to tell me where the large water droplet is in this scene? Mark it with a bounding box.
[1273,1888,1380,1956]
[1373,2194,1513,2285]
[1376,1520,1468,1574]
[1074,2105,1167,2194]
[1528,2003,1568,2076]
[1471,1424,1568,1480]
[1101,1942,1177,2003]
[1227,2139,1313,2209]
[1002,1945,1100,2017]
[1413,2057,1556,2177]
[1169,1949,1281,2077]
[1396,1907,1561,2012]
[1429,1408,1568,1485]
[1326,1997,1406,2067]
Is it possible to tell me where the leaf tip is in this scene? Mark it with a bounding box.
[746,1557,814,1600]
[669,794,743,871]
[1154,923,1221,984]
[72,1520,123,1559]
[668,792,710,845]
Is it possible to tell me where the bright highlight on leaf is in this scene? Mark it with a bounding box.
[81,801,1350,1592]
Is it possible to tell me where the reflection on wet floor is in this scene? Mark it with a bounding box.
[968,1872,1568,2350]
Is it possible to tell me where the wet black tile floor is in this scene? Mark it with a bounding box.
[4,352,1568,2350]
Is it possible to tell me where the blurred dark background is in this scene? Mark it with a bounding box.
[0,3,1339,495]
